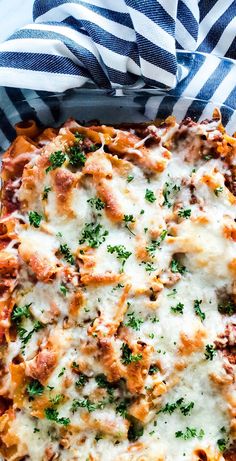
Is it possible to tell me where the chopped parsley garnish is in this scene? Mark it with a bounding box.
[171,302,184,314]
[46,151,66,173]
[167,289,177,297]
[194,299,205,321]
[178,208,191,219]
[217,438,229,452]
[180,401,194,416]
[58,367,66,377]
[71,398,106,413]
[74,131,84,140]
[87,197,105,210]
[107,245,132,271]
[112,283,125,291]
[127,175,134,183]
[149,364,159,375]
[95,374,114,401]
[95,374,110,389]
[141,261,157,274]
[158,398,184,415]
[26,379,44,398]
[204,344,216,360]
[79,223,109,248]
[42,186,52,200]
[121,343,142,365]
[59,243,75,265]
[123,214,135,235]
[68,145,86,167]
[158,398,194,416]
[60,284,68,296]
[175,427,204,440]
[145,189,156,203]
[75,373,88,387]
[125,312,144,331]
[45,408,70,426]
[123,214,135,224]
[163,182,180,208]
[18,321,43,349]
[170,259,186,275]
[116,400,128,418]
[146,229,167,257]
[11,303,31,323]
[29,211,42,228]
[150,315,159,323]
[214,186,223,197]
[50,394,64,406]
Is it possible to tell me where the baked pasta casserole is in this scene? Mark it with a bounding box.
[0,112,235,461]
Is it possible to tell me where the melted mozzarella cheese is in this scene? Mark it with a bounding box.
[2,120,235,461]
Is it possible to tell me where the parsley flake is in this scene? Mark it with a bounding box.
[175,427,204,440]
[29,211,42,228]
[45,408,70,426]
[11,303,31,323]
[59,243,75,265]
[80,223,109,248]
[194,299,205,321]
[121,343,142,365]
[26,379,44,398]
[178,208,191,219]
[170,259,186,275]
[68,145,86,167]
[46,151,66,173]
[125,312,144,331]
[204,344,216,360]
[145,189,156,203]
[146,229,167,257]
[171,302,184,314]
[42,186,52,200]
[87,197,105,210]
[107,245,132,271]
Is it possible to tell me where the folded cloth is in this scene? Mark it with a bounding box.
[0,0,234,92]
[0,0,235,148]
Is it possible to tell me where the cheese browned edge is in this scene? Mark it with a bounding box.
[0,114,235,461]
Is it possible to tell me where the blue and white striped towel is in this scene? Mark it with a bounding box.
[0,0,235,147]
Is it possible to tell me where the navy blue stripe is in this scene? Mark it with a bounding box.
[64,20,139,62]
[175,39,183,50]
[0,51,90,76]
[136,33,177,76]
[190,59,232,102]
[0,107,17,142]
[10,23,139,64]
[106,67,140,86]
[197,2,236,52]
[218,104,234,127]
[224,86,236,109]
[5,88,42,127]
[225,37,236,59]
[125,0,175,37]
[177,1,199,40]
[0,38,111,87]
[155,53,206,118]
[198,0,219,22]
[33,0,133,28]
